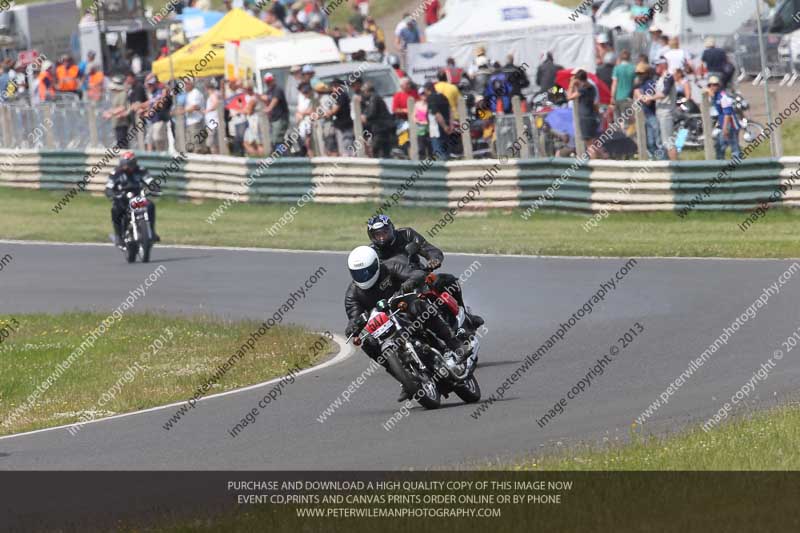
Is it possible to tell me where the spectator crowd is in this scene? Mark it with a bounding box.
[0,0,746,161]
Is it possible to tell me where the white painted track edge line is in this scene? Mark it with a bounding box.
[0,334,355,441]
[0,238,796,261]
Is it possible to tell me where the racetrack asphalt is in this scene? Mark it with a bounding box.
[1,240,800,470]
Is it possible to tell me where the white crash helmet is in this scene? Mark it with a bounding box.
[348,246,381,290]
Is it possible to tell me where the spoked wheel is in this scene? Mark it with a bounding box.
[136,220,153,263]
[139,236,152,263]
[125,242,137,263]
[386,352,441,409]
[742,121,764,144]
[454,374,481,403]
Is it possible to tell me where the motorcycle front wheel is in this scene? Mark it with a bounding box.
[124,234,137,263]
[136,219,153,263]
[386,352,441,409]
[454,374,481,404]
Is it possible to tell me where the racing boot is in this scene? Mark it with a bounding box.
[397,386,413,402]
[427,311,472,363]
[466,310,484,329]
[444,278,484,329]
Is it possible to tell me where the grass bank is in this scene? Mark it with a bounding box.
[0,312,333,436]
[128,405,800,531]
[510,403,800,470]
[2,187,800,258]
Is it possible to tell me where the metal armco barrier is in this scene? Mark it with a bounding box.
[1,149,798,213]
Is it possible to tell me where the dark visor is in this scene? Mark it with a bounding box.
[350,260,379,283]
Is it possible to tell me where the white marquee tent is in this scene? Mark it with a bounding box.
[407,0,595,86]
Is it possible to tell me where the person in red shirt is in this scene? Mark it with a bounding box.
[355,0,369,16]
[425,0,440,26]
[444,57,463,85]
[391,77,417,120]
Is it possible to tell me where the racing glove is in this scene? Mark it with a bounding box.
[426,258,442,271]
[431,275,450,293]
[401,279,419,293]
[346,314,367,337]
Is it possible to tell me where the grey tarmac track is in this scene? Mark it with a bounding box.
[1,241,799,469]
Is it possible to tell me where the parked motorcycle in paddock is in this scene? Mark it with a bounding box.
[674,89,764,149]
[348,287,482,410]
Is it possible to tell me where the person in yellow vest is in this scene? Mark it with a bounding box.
[86,66,105,102]
[56,55,80,96]
[37,60,56,102]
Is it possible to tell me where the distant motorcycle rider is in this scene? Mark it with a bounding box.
[345,246,470,401]
[105,151,160,247]
[367,214,483,329]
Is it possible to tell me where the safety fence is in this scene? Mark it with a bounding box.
[1,149,799,212]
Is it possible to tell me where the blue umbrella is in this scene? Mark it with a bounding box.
[545,107,574,137]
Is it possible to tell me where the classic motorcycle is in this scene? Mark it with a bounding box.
[349,286,482,410]
[674,89,764,149]
[115,187,156,264]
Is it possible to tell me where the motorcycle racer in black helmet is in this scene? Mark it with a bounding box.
[105,151,160,246]
[368,214,442,268]
[366,214,483,329]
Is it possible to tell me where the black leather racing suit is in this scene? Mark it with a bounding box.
[371,227,443,266]
[105,167,156,241]
[344,260,462,366]
[372,227,468,315]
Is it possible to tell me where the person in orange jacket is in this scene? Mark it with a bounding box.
[56,55,80,95]
[86,66,105,102]
[37,60,56,102]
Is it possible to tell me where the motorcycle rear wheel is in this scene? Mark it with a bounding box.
[125,242,137,263]
[386,352,441,410]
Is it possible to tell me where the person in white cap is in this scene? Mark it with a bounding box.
[700,37,731,87]
[595,33,612,66]
[36,60,56,103]
[301,64,318,89]
[648,26,665,65]
[285,64,303,110]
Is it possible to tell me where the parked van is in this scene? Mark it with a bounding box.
[224,32,341,93]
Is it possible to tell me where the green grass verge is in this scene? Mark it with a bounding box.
[509,403,800,470]
[3,187,800,258]
[0,312,333,436]
[126,404,800,531]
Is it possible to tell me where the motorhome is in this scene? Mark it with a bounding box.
[770,0,800,71]
[596,0,768,41]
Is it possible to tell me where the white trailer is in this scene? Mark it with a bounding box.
[0,0,79,62]
[596,0,768,39]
